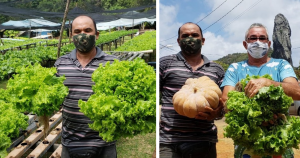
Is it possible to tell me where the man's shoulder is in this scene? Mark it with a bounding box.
[160,54,177,61]
[229,60,247,67]
[208,61,224,69]
[101,53,118,61]
[54,53,71,67]
[159,54,178,65]
[269,58,289,64]
[159,54,179,71]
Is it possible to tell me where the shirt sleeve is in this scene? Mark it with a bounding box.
[220,63,239,88]
[279,60,298,81]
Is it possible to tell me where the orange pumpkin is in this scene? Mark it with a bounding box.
[172,76,222,118]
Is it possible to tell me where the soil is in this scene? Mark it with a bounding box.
[215,117,300,158]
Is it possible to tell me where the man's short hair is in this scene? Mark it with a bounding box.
[245,23,269,41]
[178,22,203,38]
[70,15,97,35]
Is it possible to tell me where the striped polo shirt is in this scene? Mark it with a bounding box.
[54,47,117,147]
[159,52,225,144]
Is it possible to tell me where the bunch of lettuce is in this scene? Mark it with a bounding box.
[0,132,11,158]
[224,74,300,156]
[0,89,28,158]
[6,63,69,116]
[79,58,156,142]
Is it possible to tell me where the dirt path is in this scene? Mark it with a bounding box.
[215,117,300,158]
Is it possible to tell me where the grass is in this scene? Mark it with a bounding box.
[116,132,156,158]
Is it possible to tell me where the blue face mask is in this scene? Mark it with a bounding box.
[247,41,269,59]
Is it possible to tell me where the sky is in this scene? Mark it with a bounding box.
[159,0,300,67]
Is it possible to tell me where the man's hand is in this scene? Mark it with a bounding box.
[195,98,225,120]
[261,113,287,126]
[244,78,272,98]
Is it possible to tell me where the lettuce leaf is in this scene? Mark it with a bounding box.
[6,63,69,116]
[224,74,298,156]
[79,58,156,142]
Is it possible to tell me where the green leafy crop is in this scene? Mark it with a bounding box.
[0,132,11,158]
[6,64,69,116]
[79,58,156,142]
[0,94,28,158]
[224,74,299,156]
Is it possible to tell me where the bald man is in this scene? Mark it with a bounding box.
[159,22,225,158]
[54,15,117,158]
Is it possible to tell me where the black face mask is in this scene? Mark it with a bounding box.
[179,37,202,54]
[73,33,96,53]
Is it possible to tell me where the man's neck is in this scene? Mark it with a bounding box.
[76,48,97,68]
[248,55,270,67]
[182,52,203,71]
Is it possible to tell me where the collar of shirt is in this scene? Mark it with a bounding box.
[69,47,105,61]
[177,51,211,65]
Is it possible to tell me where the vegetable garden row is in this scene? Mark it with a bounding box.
[0,30,156,158]
[0,30,138,54]
[0,30,155,80]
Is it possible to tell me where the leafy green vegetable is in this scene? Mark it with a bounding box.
[0,97,28,158]
[0,131,11,158]
[115,31,156,51]
[6,64,69,116]
[79,58,156,142]
[224,74,299,156]
[0,100,28,138]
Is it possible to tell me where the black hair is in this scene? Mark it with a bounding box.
[70,15,97,35]
[177,22,203,38]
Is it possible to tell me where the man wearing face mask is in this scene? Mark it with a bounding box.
[159,22,225,158]
[54,15,117,158]
[221,23,299,157]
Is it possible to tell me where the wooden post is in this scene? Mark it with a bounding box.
[57,0,70,59]
[151,49,156,62]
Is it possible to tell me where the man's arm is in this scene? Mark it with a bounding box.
[244,77,300,100]
[221,85,235,112]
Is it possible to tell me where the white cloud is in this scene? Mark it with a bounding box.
[201,31,246,60]
[159,3,182,57]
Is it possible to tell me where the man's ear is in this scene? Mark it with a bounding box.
[96,31,100,40]
[243,41,247,49]
[202,38,205,45]
[177,38,180,46]
[268,40,271,48]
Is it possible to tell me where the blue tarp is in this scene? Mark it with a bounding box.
[0,19,62,31]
